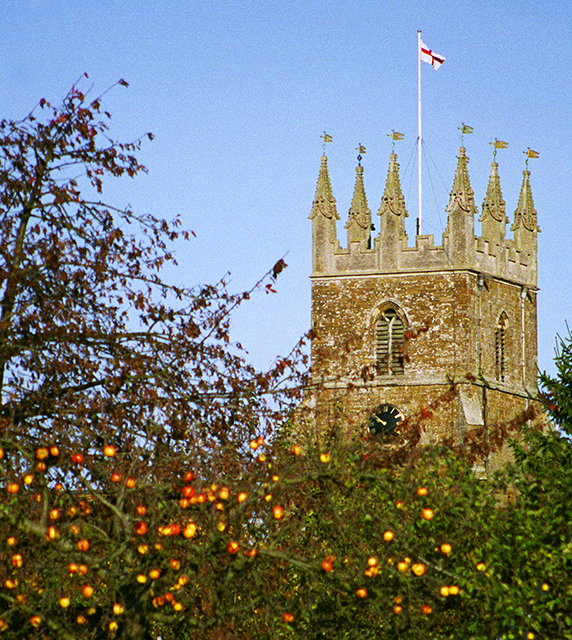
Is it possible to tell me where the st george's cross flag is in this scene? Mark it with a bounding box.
[420,39,445,69]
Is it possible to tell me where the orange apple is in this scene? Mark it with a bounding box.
[448,585,459,595]
[416,486,428,496]
[273,505,284,520]
[356,588,368,598]
[182,485,195,499]
[82,585,94,598]
[440,585,450,597]
[393,605,403,615]
[46,526,58,540]
[383,530,394,542]
[59,597,70,608]
[321,559,333,572]
[282,612,295,623]
[7,483,19,494]
[77,538,90,552]
[420,604,432,615]
[11,554,23,568]
[421,508,434,520]
[440,543,452,555]
[103,445,116,457]
[412,563,426,576]
[227,541,239,554]
[36,448,49,460]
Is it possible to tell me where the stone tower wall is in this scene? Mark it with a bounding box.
[308,148,540,444]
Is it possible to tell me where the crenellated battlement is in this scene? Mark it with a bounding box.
[310,147,539,288]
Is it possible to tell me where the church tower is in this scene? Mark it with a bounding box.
[307,147,539,457]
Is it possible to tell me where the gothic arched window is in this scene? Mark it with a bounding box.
[376,308,405,376]
[495,312,509,382]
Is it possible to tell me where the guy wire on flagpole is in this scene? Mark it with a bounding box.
[417,30,423,236]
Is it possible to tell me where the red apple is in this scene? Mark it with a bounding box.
[227,541,239,554]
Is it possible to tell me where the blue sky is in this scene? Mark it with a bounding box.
[1,0,570,376]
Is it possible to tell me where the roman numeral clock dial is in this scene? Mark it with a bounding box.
[368,404,404,436]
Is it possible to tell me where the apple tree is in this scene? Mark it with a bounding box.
[0,78,304,639]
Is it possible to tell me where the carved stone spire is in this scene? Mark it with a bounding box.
[443,147,477,264]
[511,170,540,234]
[445,147,477,217]
[310,155,339,275]
[377,152,408,219]
[377,152,408,268]
[511,169,540,257]
[480,161,508,246]
[309,155,339,221]
[345,164,371,245]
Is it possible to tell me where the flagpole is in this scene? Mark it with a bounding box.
[417,30,422,236]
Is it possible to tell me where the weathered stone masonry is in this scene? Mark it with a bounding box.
[308,148,540,447]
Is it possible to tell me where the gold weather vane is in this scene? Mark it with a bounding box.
[388,130,404,151]
[321,132,332,154]
[525,148,539,167]
[459,123,473,146]
[491,138,508,159]
[356,143,366,165]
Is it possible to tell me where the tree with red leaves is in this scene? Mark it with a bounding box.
[0,78,304,639]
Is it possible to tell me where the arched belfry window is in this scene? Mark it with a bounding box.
[376,308,405,376]
[495,312,509,382]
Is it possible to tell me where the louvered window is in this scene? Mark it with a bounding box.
[376,308,405,376]
[495,313,508,382]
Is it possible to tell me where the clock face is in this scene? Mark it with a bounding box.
[368,404,404,436]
